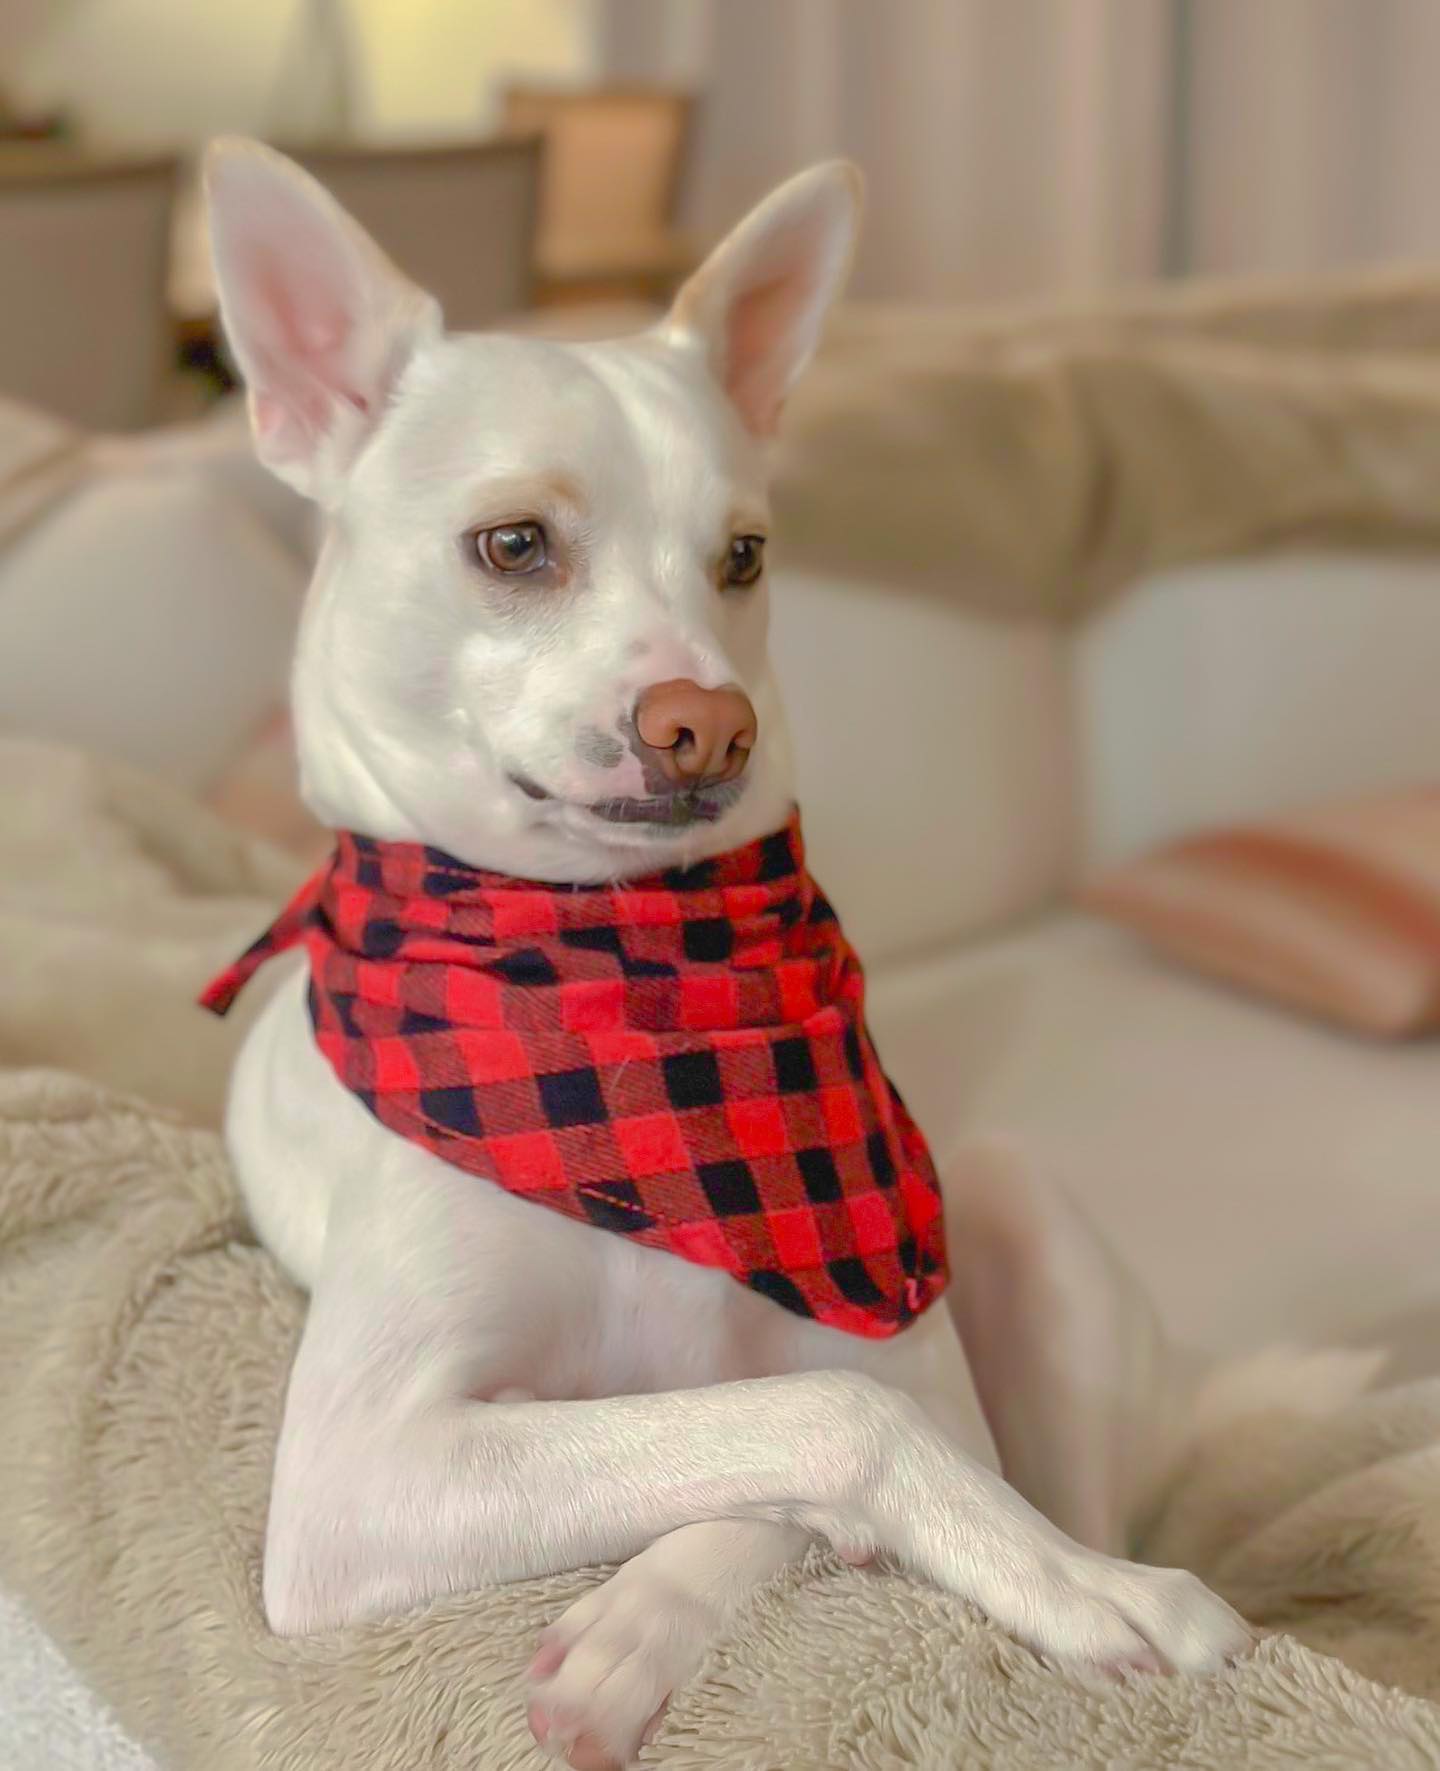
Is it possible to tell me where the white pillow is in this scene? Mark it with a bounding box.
[0,462,304,793]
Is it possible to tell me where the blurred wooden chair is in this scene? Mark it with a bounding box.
[0,151,179,431]
[500,85,696,305]
[284,136,542,331]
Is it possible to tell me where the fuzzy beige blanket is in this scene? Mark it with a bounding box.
[4,1069,1440,1769]
[5,756,1440,1769]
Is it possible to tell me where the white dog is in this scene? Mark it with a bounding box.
[203,139,1252,1770]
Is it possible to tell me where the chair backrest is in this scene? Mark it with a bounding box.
[286,137,541,330]
[500,85,693,257]
[0,152,179,432]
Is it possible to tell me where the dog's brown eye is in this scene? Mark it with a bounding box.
[476,522,547,576]
[724,534,765,589]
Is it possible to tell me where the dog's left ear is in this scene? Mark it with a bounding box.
[668,161,862,438]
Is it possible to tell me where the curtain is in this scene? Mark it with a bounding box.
[593,0,1440,301]
[1180,0,1440,279]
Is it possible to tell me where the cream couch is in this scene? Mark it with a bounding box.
[4,286,1440,1382]
[5,291,1440,1766]
[779,553,1440,1367]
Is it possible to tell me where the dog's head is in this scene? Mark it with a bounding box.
[205,140,860,880]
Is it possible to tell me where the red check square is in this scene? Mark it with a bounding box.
[900,1169,942,1233]
[615,1112,691,1176]
[734,936,783,971]
[726,1097,789,1157]
[778,960,819,1022]
[584,1028,659,1065]
[768,1206,823,1270]
[847,1190,895,1256]
[616,891,682,927]
[821,1085,864,1146]
[452,1029,531,1082]
[561,978,626,1031]
[356,962,401,1007]
[444,969,504,1027]
[490,893,560,938]
[668,1217,740,1271]
[371,1036,421,1090]
[488,1129,567,1191]
[681,973,740,1030]
[406,896,449,931]
[332,881,369,945]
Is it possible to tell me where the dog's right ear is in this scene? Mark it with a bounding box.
[205,138,441,503]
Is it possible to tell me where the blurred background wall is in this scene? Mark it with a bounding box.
[9,0,591,143]
[598,0,1440,298]
[11,0,1440,301]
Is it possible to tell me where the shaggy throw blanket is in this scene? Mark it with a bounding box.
[5,740,1440,1767]
[769,268,1440,620]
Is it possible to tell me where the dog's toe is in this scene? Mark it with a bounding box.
[526,1570,712,1766]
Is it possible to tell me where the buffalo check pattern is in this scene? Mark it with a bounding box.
[201,812,948,1338]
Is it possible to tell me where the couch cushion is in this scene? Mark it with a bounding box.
[0,467,303,793]
[1082,786,1440,1038]
[770,568,1073,964]
[866,913,1440,1359]
[1077,549,1440,867]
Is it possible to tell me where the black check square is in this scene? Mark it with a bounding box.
[560,924,625,956]
[538,1067,607,1126]
[362,917,404,958]
[663,1049,725,1109]
[773,1036,819,1094]
[866,1128,897,1188]
[421,1084,484,1135]
[797,1146,844,1203]
[490,947,560,986]
[829,1255,887,1307]
[682,918,734,963]
[699,1159,762,1217]
[424,849,479,896]
[748,1269,811,1315]
[757,829,796,881]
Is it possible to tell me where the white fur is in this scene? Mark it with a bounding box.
[207,141,1251,1769]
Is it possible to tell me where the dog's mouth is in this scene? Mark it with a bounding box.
[509,774,745,831]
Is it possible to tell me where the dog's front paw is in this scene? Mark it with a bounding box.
[526,1567,714,1769]
[1003,1553,1255,1676]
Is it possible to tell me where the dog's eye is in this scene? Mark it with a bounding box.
[723,534,765,589]
[475,522,547,576]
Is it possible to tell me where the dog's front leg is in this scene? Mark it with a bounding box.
[266,1323,1250,1660]
[260,1161,1251,1767]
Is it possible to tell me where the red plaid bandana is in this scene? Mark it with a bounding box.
[201,814,947,1338]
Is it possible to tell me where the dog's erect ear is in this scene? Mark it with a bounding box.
[667,161,862,438]
[204,138,441,502]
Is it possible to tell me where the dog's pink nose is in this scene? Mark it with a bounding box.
[632,679,757,787]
